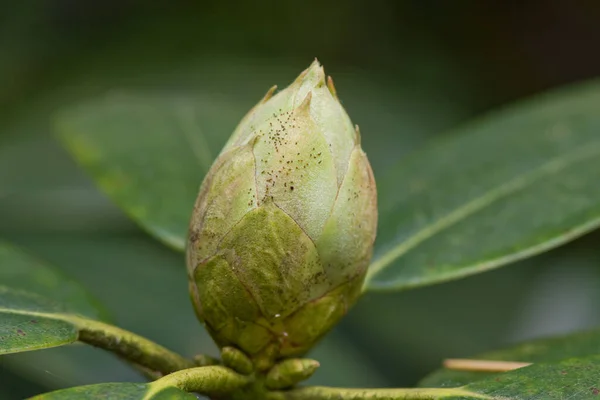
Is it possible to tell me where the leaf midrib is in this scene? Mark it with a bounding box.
[366,138,600,285]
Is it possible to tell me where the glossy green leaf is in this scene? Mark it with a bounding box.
[0,242,108,354]
[1,233,215,388]
[420,327,600,388]
[0,242,193,377]
[55,93,235,251]
[0,242,109,320]
[366,79,600,291]
[0,311,77,355]
[28,382,197,400]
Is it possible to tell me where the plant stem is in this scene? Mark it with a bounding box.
[267,386,491,400]
[149,366,250,397]
[73,316,196,375]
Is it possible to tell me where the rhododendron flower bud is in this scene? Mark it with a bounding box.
[187,60,377,370]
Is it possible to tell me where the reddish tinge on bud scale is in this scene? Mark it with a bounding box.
[187,60,377,371]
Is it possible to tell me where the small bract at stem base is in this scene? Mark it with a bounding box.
[265,358,320,390]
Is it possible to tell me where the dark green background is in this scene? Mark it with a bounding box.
[1,1,600,399]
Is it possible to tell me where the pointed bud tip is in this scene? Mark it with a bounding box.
[296,59,326,87]
[261,85,278,103]
[355,124,361,145]
[248,134,260,147]
[327,76,338,99]
[298,91,313,111]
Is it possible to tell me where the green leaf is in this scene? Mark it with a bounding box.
[0,242,108,320]
[1,233,215,388]
[54,93,236,251]
[0,311,77,354]
[420,327,600,388]
[0,242,108,354]
[366,79,600,291]
[28,383,197,400]
[0,242,193,375]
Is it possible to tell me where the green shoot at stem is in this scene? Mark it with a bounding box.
[266,386,491,400]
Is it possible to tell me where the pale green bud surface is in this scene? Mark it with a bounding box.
[187,60,377,370]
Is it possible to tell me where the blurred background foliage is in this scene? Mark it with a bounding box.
[1,1,600,398]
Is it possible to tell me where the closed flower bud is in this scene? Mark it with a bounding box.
[187,60,377,370]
